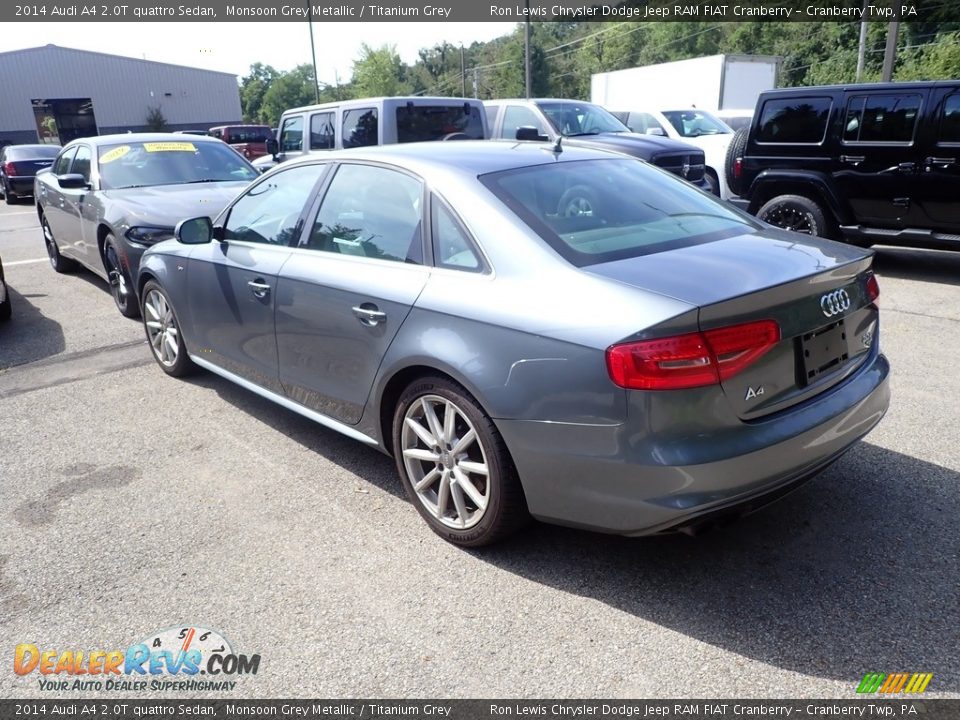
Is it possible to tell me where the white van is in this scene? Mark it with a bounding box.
[256,96,487,171]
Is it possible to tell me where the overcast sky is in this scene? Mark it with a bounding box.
[2,22,514,84]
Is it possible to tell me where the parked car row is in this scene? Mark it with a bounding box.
[17,89,893,548]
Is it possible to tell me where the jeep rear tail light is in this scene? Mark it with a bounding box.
[733,157,743,180]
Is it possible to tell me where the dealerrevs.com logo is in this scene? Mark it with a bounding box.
[14,626,260,692]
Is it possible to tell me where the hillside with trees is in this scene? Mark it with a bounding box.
[240,20,960,125]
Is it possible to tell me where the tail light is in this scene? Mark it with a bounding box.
[866,272,880,304]
[733,157,742,180]
[606,320,780,391]
[3,162,17,176]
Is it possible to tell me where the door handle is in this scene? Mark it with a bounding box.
[247,279,271,298]
[925,156,956,167]
[840,155,865,165]
[896,162,916,173]
[352,304,386,326]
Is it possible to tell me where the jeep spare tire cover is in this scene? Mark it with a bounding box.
[724,126,749,197]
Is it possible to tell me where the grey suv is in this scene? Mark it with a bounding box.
[728,81,960,249]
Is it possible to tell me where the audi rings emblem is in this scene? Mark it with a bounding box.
[820,289,851,318]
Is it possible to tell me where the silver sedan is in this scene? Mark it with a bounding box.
[137,141,889,547]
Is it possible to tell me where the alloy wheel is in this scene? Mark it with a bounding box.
[104,245,129,305]
[401,395,490,530]
[144,289,180,367]
[43,219,58,268]
[763,205,814,234]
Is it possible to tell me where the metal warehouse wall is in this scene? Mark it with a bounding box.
[0,44,242,140]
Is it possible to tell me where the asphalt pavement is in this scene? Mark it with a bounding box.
[0,201,957,699]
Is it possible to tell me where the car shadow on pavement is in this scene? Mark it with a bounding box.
[0,286,65,368]
[184,372,405,500]
[477,441,960,691]
[872,246,960,286]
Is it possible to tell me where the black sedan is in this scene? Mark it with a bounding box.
[36,133,259,317]
[1,144,60,204]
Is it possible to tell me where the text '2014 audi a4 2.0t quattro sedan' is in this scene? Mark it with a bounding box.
[137,141,890,547]
[36,134,259,318]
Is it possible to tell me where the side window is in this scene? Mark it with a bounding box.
[309,112,336,150]
[844,94,921,143]
[279,115,303,152]
[54,147,77,175]
[342,108,378,148]
[940,93,960,144]
[71,145,91,182]
[432,197,482,272]
[484,105,499,133]
[755,97,832,144]
[223,163,327,245]
[210,129,222,140]
[500,105,546,140]
[304,164,422,264]
[627,112,666,134]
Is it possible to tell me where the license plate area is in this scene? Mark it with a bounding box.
[798,320,849,386]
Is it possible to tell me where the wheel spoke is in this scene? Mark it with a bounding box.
[451,428,476,456]
[145,320,162,330]
[453,467,487,510]
[458,459,488,476]
[421,398,444,443]
[402,447,439,463]
[151,332,163,352]
[405,416,438,449]
[413,467,441,493]
[145,299,161,322]
[450,482,469,528]
[442,402,456,445]
[163,333,178,359]
[436,471,451,517]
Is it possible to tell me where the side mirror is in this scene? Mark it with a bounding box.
[645,127,666,136]
[57,173,88,189]
[266,137,278,156]
[175,216,213,245]
[515,126,548,142]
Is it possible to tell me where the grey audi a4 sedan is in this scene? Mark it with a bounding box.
[137,141,889,547]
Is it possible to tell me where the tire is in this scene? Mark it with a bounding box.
[557,185,604,218]
[757,194,838,239]
[4,181,16,205]
[724,126,749,196]
[0,281,11,322]
[393,376,529,547]
[102,233,140,318]
[704,171,721,197]
[141,280,196,377]
[41,214,78,274]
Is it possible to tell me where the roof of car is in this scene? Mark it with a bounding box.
[65,133,224,147]
[761,80,954,95]
[484,98,602,105]
[277,139,627,176]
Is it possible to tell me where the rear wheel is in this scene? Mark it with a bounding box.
[42,214,78,273]
[103,233,139,318]
[141,280,195,377]
[724,126,749,196]
[4,181,16,205]
[393,376,528,547]
[757,194,836,239]
[704,171,721,197]
[0,279,11,322]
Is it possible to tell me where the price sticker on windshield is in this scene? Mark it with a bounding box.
[99,145,131,164]
[144,142,197,152]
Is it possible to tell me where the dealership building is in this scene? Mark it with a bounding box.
[0,44,242,145]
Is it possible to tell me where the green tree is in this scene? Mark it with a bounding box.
[145,105,169,131]
[352,44,411,97]
[240,62,280,123]
[259,64,318,126]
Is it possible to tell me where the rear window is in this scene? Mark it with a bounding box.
[480,158,756,268]
[223,127,271,144]
[843,94,921,144]
[396,105,484,142]
[756,97,833,144]
[6,145,60,160]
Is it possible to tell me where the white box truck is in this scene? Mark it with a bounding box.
[590,54,780,113]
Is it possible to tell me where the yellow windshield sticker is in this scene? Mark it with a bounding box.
[144,142,196,153]
[99,146,131,164]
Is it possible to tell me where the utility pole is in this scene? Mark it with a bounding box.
[473,67,480,99]
[881,11,900,82]
[306,0,320,103]
[855,0,868,82]
[460,44,466,97]
[524,3,531,99]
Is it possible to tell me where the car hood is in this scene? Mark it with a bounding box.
[585,227,872,308]
[565,132,701,158]
[101,181,249,226]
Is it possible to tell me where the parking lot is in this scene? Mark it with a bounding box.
[0,199,958,698]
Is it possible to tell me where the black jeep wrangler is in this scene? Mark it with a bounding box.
[726,81,960,249]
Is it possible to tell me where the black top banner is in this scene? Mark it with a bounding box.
[6,0,960,23]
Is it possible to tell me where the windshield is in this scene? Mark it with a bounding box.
[224,127,272,143]
[480,158,756,267]
[535,101,629,136]
[396,105,485,142]
[661,110,732,137]
[97,140,259,190]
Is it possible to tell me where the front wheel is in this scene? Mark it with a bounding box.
[42,214,78,274]
[103,233,139,318]
[393,376,528,547]
[141,280,195,377]
[0,279,11,322]
[757,194,836,239]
